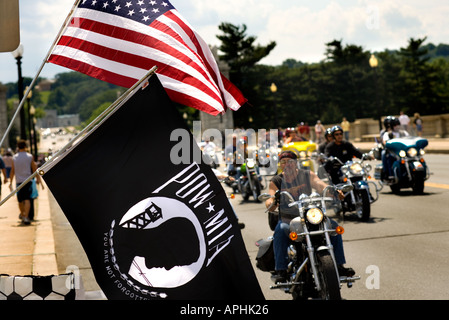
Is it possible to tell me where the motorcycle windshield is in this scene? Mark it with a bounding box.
[278,169,312,220]
[386,136,428,153]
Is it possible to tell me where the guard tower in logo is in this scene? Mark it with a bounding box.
[120,202,162,229]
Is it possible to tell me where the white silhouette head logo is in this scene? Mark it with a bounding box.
[118,196,206,288]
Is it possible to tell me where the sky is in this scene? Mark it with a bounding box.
[0,0,448,84]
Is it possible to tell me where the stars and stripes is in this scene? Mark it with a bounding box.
[47,0,246,115]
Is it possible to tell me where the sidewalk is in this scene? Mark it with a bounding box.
[0,180,58,277]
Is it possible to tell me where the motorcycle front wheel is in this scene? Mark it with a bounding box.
[251,177,262,202]
[356,189,371,222]
[316,251,341,300]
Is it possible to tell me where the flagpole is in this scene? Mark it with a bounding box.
[0,66,158,208]
[37,66,159,176]
[0,0,82,150]
[0,171,39,207]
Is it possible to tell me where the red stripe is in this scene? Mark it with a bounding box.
[165,88,221,116]
[48,54,136,88]
[164,11,246,109]
[48,54,224,113]
[54,35,221,103]
[48,9,245,114]
[163,12,220,88]
[221,75,247,105]
[75,18,217,91]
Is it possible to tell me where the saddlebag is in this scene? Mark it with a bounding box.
[374,164,383,180]
[268,211,279,231]
[255,237,275,272]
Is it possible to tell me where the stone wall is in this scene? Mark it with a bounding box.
[326,114,449,141]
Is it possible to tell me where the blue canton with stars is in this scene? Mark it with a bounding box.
[79,0,175,25]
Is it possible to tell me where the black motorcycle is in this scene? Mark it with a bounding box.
[238,158,263,202]
[319,155,380,222]
[256,185,359,300]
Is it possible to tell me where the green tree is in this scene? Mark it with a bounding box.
[398,37,443,114]
[216,22,276,127]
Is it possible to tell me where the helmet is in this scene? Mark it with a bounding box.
[384,116,399,129]
[324,128,333,138]
[237,138,247,147]
[330,125,343,137]
[391,117,400,127]
[284,127,296,137]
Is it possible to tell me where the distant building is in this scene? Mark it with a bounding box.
[36,110,80,128]
[58,114,80,127]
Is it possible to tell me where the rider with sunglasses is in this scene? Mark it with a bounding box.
[324,125,373,184]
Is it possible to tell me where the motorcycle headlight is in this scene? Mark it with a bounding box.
[299,151,307,159]
[407,148,417,157]
[349,163,363,174]
[247,159,255,168]
[420,149,426,156]
[306,207,324,225]
[399,150,406,158]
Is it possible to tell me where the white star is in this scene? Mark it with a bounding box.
[140,8,147,13]
[149,0,156,5]
[102,2,109,9]
[142,16,150,22]
[125,1,132,8]
[137,0,145,5]
[114,5,121,11]
[91,0,97,6]
[206,203,215,213]
[161,1,168,7]
[152,8,159,13]
[128,9,135,16]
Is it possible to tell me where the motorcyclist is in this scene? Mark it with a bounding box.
[381,116,409,180]
[324,125,373,184]
[319,128,333,154]
[264,151,354,282]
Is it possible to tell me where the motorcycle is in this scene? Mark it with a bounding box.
[201,143,219,169]
[238,158,263,202]
[319,155,381,222]
[256,185,360,300]
[374,136,430,194]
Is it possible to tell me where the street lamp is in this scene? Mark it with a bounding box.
[369,54,378,68]
[11,43,26,140]
[369,54,382,131]
[270,83,278,129]
[25,86,33,155]
[29,105,38,160]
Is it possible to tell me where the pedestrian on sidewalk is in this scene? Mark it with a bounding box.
[3,149,13,179]
[0,155,7,199]
[341,117,351,141]
[314,120,325,144]
[8,140,44,225]
[413,113,423,137]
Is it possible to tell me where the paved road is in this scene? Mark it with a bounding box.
[229,154,449,300]
[48,149,449,300]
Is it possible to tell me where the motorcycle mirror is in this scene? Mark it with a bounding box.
[339,184,354,193]
[258,193,273,201]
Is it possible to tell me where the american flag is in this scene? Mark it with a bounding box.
[47,0,246,115]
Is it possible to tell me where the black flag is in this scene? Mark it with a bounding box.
[42,74,264,300]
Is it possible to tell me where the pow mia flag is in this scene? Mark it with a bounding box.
[42,74,264,300]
